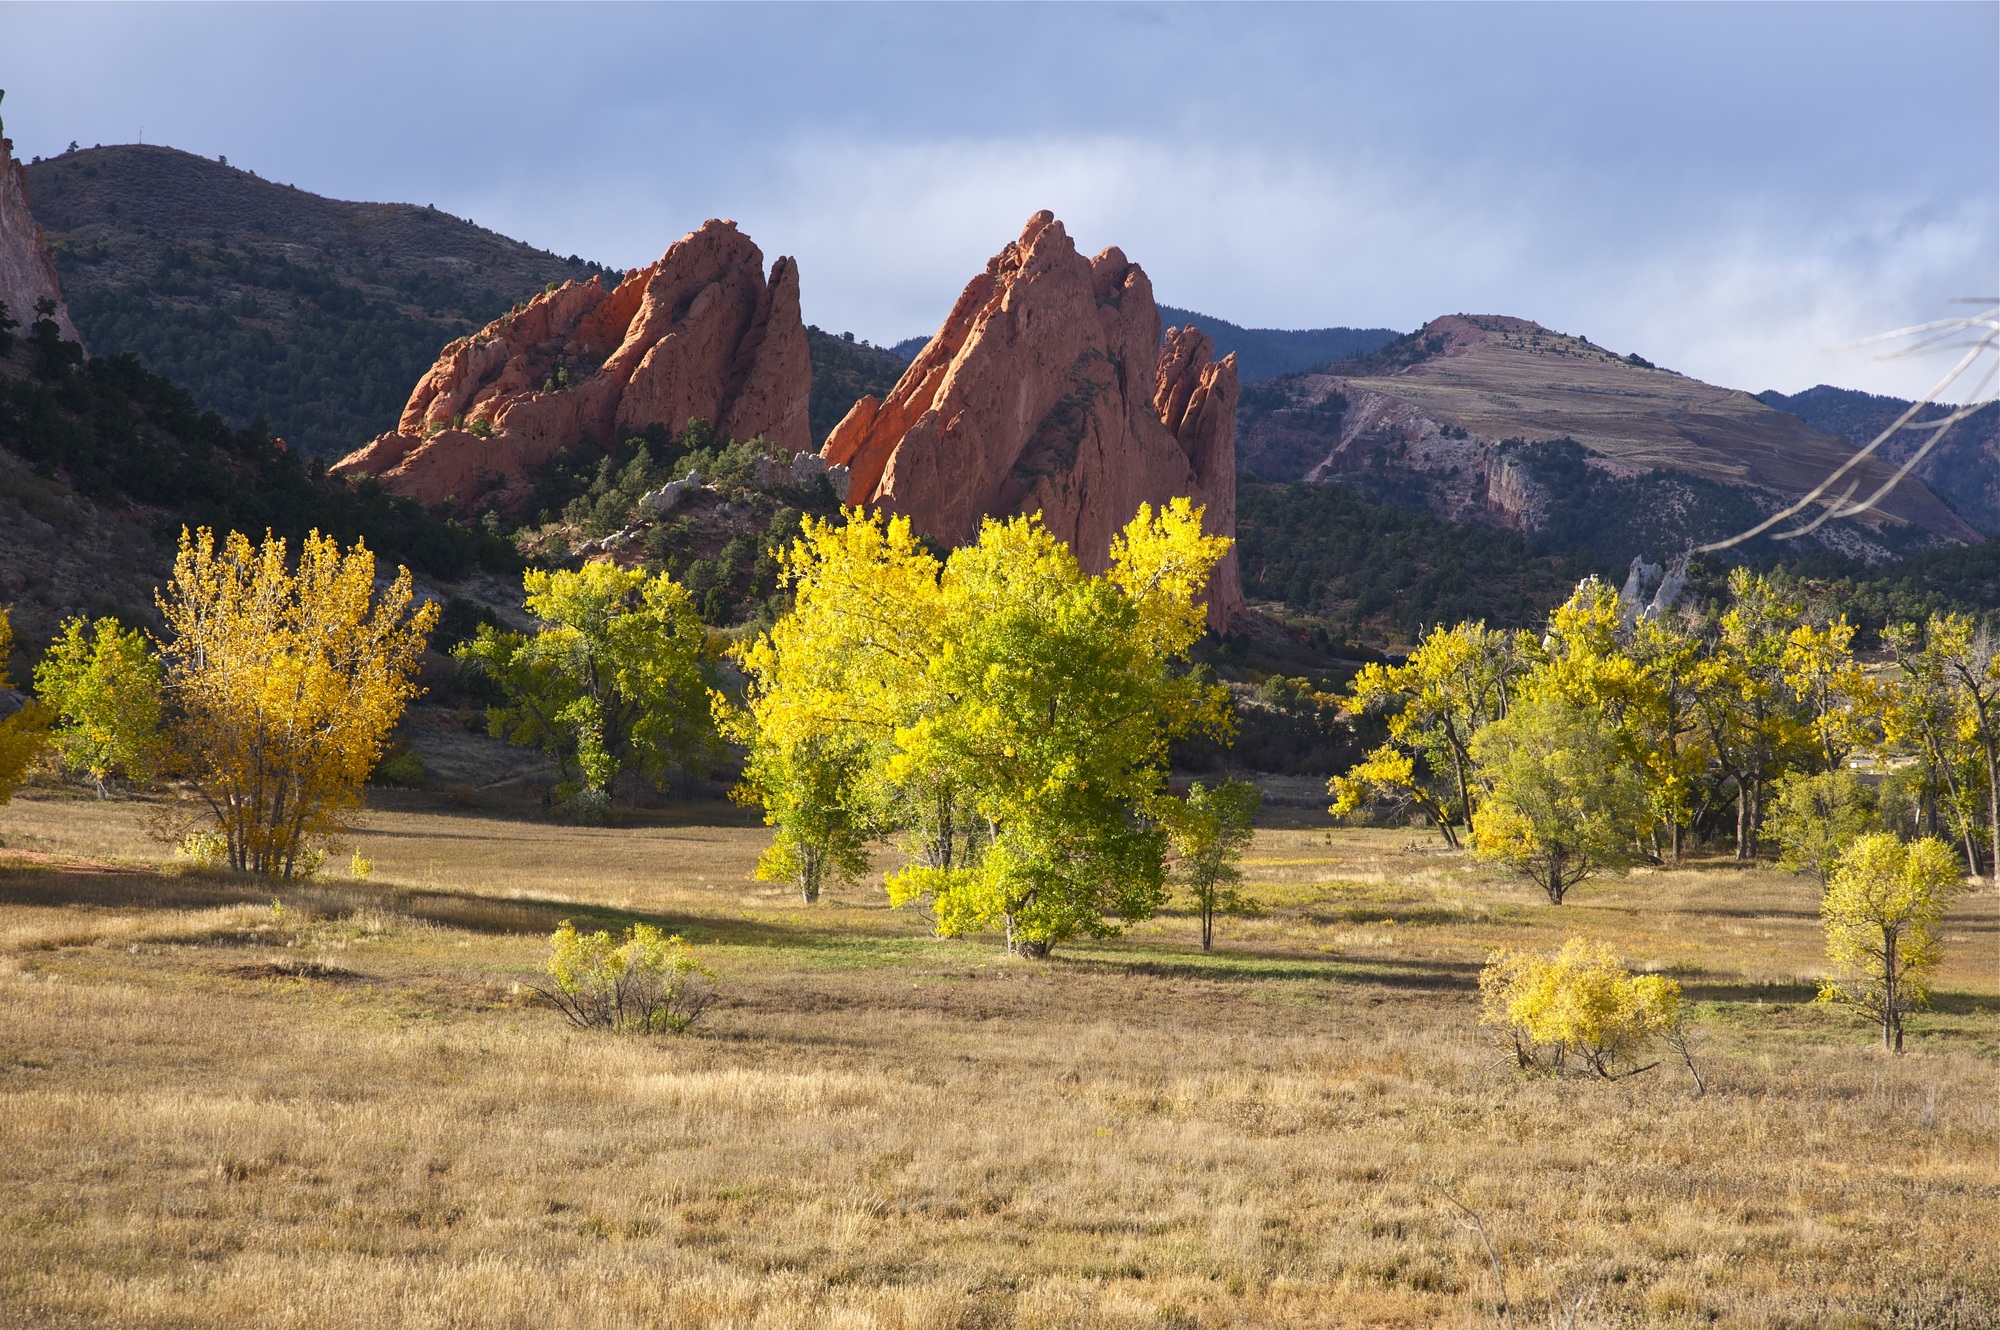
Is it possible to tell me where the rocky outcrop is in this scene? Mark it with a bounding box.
[821,211,1243,629]
[0,95,81,346]
[332,219,810,512]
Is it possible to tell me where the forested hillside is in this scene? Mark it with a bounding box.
[26,145,614,457]
[1241,475,2000,649]
[1156,306,1399,382]
[0,295,513,656]
[803,327,907,444]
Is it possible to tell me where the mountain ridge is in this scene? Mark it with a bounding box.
[25,143,612,456]
[1759,384,2000,535]
[1235,313,1975,566]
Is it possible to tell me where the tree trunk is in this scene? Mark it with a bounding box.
[1985,747,2000,889]
[1448,736,1473,838]
[1200,895,1214,951]
[1004,902,1049,959]
[1883,925,1900,1052]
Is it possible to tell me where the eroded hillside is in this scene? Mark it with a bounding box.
[1237,314,1976,563]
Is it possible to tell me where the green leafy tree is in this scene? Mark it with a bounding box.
[731,500,1233,957]
[1766,768,1877,887]
[458,562,719,816]
[1882,620,1987,873]
[737,733,875,904]
[897,504,1233,956]
[1818,833,1966,1051]
[1696,570,1813,860]
[1167,778,1263,951]
[33,616,163,797]
[1469,698,1648,904]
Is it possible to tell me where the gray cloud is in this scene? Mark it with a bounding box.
[2,1,1992,396]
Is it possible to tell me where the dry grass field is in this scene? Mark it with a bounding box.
[0,790,1995,1329]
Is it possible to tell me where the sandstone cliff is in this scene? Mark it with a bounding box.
[0,95,80,345]
[332,219,809,511]
[821,211,1244,629]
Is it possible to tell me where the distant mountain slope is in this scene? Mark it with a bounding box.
[1234,314,1975,566]
[0,302,514,659]
[1156,307,1400,383]
[886,313,1401,385]
[805,327,909,445]
[28,144,935,460]
[25,144,615,456]
[1759,384,2000,535]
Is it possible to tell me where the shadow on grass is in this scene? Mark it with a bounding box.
[1302,905,1481,928]
[362,788,766,830]
[0,857,972,975]
[1053,943,1484,993]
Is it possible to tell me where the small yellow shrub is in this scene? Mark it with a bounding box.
[349,851,374,880]
[1480,937,1681,1079]
[177,830,228,869]
[533,920,715,1034]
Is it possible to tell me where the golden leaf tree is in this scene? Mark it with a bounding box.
[155,528,437,877]
[1329,620,1526,847]
[0,605,52,805]
[1818,832,1966,1051]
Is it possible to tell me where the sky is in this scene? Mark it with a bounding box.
[2,2,1994,398]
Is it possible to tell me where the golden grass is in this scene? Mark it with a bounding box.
[1,792,1995,1328]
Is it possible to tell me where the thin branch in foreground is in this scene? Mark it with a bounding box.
[1698,303,1999,554]
[1432,1185,1513,1328]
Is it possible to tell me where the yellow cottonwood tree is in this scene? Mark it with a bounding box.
[1819,832,1965,1051]
[1781,616,1876,774]
[156,528,437,877]
[1330,620,1525,847]
[725,510,947,900]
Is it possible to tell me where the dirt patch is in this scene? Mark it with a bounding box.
[221,961,368,983]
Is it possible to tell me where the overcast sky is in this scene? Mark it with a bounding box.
[3,2,1994,397]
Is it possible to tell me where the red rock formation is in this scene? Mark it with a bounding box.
[821,211,1243,629]
[333,219,809,512]
[0,99,81,346]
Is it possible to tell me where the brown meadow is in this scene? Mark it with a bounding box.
[0,791,1995,1328]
